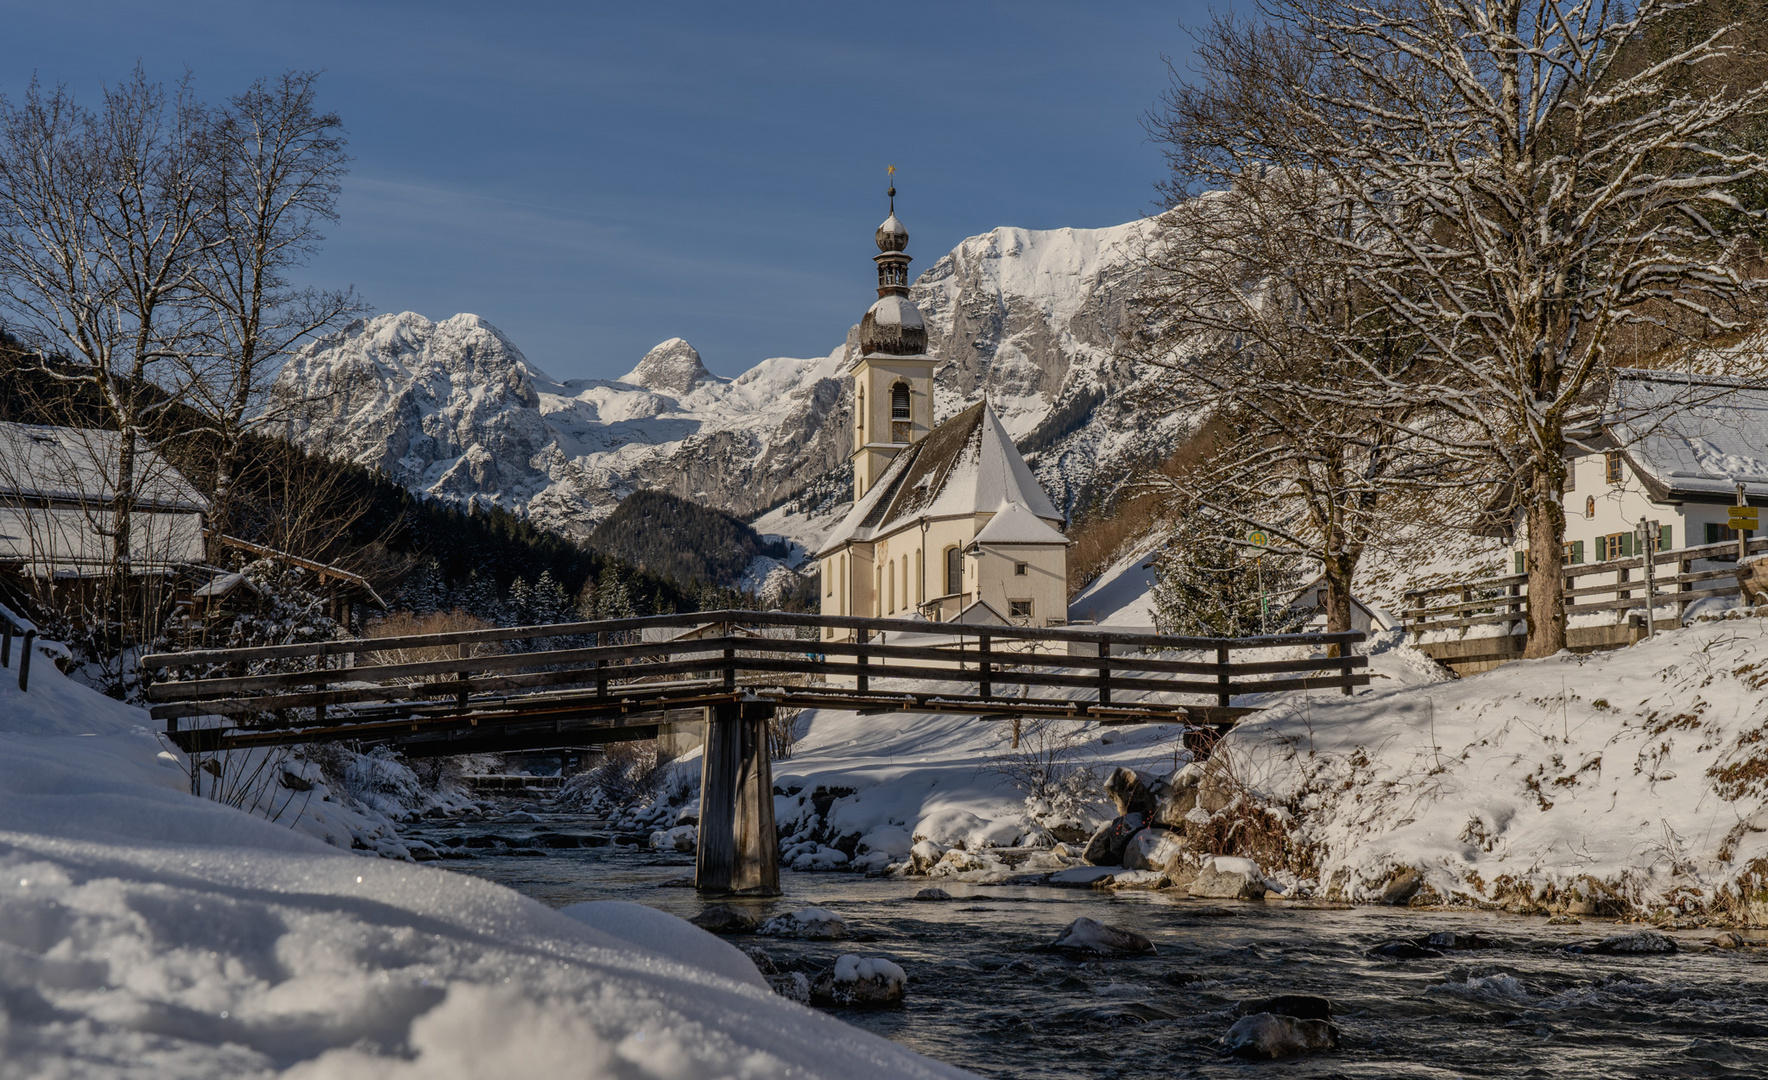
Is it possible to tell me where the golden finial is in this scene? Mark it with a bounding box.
[887,164,896,212]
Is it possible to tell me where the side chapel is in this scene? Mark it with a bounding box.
[816,187,1069,639]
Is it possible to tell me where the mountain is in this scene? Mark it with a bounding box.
[271,219,1189,549]
[587,489,811,608]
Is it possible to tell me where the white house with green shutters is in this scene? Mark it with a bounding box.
[1511,370,1768,572]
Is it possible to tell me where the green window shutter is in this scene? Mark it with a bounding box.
[1707,522,1721,545]
[1621,532,1633,557]
[1515,551,1526,574]
[1658,523,1671,552]
[1571,540,1584,565]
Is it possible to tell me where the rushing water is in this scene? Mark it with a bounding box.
[407,808,1768,1079]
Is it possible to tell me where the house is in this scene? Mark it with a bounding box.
[0,422,208,579]
[1510,370,1768,570]
[816,189,1070,637]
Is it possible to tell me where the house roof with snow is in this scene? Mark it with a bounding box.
[0,422,208,512]
[1604,370,1768,503]
[817,401,1064,556]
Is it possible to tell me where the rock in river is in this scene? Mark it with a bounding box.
[758,907,849,940]
[912,887,953,901]
[809,955,907,1006]
[690,904,758,935]
[1187,856,1268,900]
[1082,812,1145,866]
[1046,917,1156,956]
[1224,1012,1339,1059]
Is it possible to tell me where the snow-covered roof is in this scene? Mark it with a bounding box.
[866,294,923,330]
[817,402,1064,556]
[0,423,208,512]
[971,499,1069,546]
[193,572,262,599]
[1605,371,1768,502]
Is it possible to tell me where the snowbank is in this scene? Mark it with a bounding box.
[1222,621,1768,922]
[0,659,975,1077]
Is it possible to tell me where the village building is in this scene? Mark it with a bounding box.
[816,191,1069,637]
[1510,370,1768,570]
[0,421,208,582]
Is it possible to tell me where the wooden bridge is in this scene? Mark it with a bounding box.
[141,610,1367,895]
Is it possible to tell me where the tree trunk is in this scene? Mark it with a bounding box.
[1523,483,1568,657]
[1321,552,1358,657]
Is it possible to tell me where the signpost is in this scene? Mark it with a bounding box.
[1733,484,1756,563]
[1248,531,1269,634]
[1634,518,1661,638]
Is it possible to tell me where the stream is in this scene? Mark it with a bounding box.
[406,807,1768,1079]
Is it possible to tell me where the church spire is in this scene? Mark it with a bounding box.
[873,167,911,297]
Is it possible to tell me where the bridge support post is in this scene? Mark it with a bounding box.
[695,700,779,896]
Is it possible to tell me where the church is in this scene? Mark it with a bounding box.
[816,189,1070,638]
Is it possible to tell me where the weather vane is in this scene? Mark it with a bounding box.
[887,164,897,212]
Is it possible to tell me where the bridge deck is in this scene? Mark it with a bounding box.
[141,610,1367,756]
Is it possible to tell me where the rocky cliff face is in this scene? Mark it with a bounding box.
[272,219,1186,545]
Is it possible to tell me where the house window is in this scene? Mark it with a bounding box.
[1014,561,1028,576]
[1601,532,1631,561]
[1009,600,1034,620]
[945,545,962,596]
[1605,450,1623,484]
[1585,495,1595,519]
[1707,522,1751,545]
[1564,540,1584,565]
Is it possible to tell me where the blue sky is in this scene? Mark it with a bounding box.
[3,1,1201,381]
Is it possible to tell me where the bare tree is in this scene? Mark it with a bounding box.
[1131,160,1452,635]
[1153,0,1768,655]
[0,68,218,663]
[188,71,356,546]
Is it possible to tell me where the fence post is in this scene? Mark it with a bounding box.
[455,643,469,712]
[1097,637,1111,708]
[979,632,992,698]
[1216,642,1230,708]
[18,630,34,692]
[856,627,869,695]
[1340,637,1355,696]
[723,640,736,691]
[595,629,607,697]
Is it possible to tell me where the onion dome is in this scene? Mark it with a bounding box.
[875,210,908,252]
[860,176,926,354]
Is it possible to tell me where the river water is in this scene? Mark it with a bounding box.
[406,809,1768,1079]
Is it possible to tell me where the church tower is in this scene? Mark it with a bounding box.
[850,174,936,500]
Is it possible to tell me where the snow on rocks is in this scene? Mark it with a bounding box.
[648,824,697,852]
[810,955,908,1007]
[758,907,850,940]
[1187,856,1270,901]
[1045,917,1156,956]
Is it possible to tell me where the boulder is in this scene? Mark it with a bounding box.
[809,955,907,1007]
[1187,856,1268,900]
[1594,928,1678,955]
[758,907,849,940]
[767,971,811,1004]
[1122,828,1188,873]
[1104,767,1158,817]
[908,839,944,875]
[1081,813,1145,866]
[1151,764,1203,828]
[912,887,953,902]
[1224,1012,1339,1059]
[1236,995,1332,1022]
[648,825,697,853]
[689,904,758,935]
[1380,866,1423,905]
[1045,916,1156,956]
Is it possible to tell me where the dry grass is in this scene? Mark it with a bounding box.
[361,609,502,678]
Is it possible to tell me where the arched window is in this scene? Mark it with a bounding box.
[839,555,847,614]
[945,545,963,596]
[901,554,909,609]
[887,560,896,613]
[891,382,911,419]
[915,549,923,603]
[856,386,865,437]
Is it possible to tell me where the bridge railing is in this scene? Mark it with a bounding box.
[139,610,1369,749]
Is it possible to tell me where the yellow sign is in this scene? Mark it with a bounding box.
[1247,530,1269,548]
[1729,507,1759,530]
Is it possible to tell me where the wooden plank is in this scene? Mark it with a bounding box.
[1229,672,1372,695]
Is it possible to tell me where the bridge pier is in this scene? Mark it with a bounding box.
[695,700,779,896]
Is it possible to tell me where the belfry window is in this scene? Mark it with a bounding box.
[891,383,911,419]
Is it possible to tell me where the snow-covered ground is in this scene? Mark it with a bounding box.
[0,656,975,1078]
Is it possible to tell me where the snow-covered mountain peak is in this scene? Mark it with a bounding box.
[275,217,1188,548]
[619,337,720,396]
